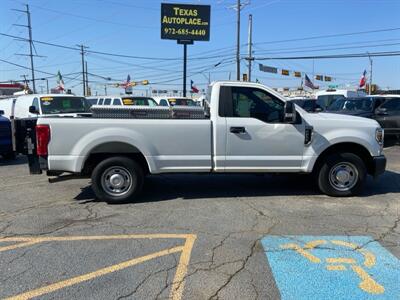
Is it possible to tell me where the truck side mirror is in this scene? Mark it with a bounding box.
[29,106,39,114]
[283,101,297,123]
[0,110,4,115]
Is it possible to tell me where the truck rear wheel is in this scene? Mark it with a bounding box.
[91,156,144,204]
[317,152,366,197]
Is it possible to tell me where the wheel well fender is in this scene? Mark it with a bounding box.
[82,142,151,175]
[312,142,374,175]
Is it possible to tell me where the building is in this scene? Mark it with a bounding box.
[0,83,27,98]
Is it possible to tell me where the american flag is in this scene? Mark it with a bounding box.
[304,74,318,90]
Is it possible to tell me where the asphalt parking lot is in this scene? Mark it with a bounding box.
[1,146,399,299]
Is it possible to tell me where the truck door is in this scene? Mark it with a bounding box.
[221,86,305,171]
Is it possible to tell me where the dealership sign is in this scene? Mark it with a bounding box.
[161,3,211,41]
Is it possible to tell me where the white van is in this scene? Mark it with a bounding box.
[86,95,158,107]
[316,89,367,110]
[0,94,90,119]
[152,96,198,107]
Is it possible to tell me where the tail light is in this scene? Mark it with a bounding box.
[36,125,50,156]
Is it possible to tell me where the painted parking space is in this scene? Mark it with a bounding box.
[0,234,196,300]
[262,236,400,300]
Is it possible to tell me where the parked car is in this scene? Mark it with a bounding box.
[0,110,14,159]
[0,94,91,119]
[87,96,158,107]
[25,81,386,203]
[289,98,322,112]
[316,89,366,110]
[372,97,400,139]
[152,96,197,107]
[325,97,386,117]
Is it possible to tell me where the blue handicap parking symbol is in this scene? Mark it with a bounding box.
[261,236,400,300]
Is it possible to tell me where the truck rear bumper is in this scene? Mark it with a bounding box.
[371,155,386,177]
[48,155,86,173]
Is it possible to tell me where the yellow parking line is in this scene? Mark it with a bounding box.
[170,234,197,300]
[1,234,197,300]
[1,234,192,244]
[0,240,41,252]
[6,246,184,300]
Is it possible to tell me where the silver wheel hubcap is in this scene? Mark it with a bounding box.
[329,162,358,191]
[101,166,133,196]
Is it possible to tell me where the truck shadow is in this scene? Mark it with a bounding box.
[74,170,400,204]
[0,155,27,166]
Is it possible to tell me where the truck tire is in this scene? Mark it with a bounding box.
[317,152,366,197]
[91,156,144,204]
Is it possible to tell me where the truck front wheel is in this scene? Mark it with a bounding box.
[91,156,144,204]
[317,152,366,197]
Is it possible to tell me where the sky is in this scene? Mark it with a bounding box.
[0,0,399,96]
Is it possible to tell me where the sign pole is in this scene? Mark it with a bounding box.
[178,40,193,97]
[183,43,187,97]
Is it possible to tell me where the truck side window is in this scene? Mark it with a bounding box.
[104,98,112,105]
[159,99,168,106]
[230,87,284,123]
[32,98,39,112]
[113,98,122,105]
[98,98,104,105]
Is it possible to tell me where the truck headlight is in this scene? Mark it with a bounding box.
[375,128,384,146]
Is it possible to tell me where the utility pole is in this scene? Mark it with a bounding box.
[85,61,89,96]
[236,0,241,81]
[45,78,49,93]
[246,14,253,82]
[26,5,35,94]
[104,84,107,96]
[13,4,38,93]
[368,53,373,95]
[78,44,88,96]
[20,74,28,86]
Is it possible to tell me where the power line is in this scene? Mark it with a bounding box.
[255,51,400,60]
[251,42,400,56]
[254,27,400,45]
[0,32,236,61]
[253,38,400,54]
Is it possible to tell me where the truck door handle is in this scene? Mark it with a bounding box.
[230,126,246,134]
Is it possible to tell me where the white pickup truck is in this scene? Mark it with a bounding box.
[31,81,386,203]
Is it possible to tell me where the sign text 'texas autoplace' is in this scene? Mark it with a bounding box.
[161,3,210,41]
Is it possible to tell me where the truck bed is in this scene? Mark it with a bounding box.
[43,116,213,174]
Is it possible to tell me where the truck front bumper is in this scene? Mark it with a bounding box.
[371,155,386,177]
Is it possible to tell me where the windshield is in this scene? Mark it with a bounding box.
[316,95,345,109]
[40,96,90,114]
[122,97,158,106]
[168,98,196,106]
[328,98,373,112]
[380,98,400,110]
